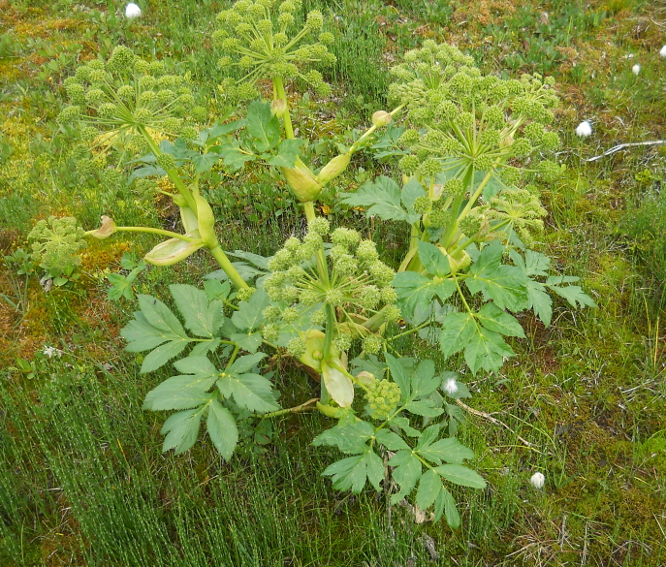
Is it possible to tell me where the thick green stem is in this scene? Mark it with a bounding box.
[139,126,197,212]
[85,226,196,241]
[323,304,336,361]
[440,167,475,249]
[303,201,316,223]
[209,245,250,290]
[459,169,494,218]
[398,223,421,272]
[303,201,330,285]
[138,127,249,290]
[273,76,295,140]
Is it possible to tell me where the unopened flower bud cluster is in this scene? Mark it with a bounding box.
[58,46,200,149]
[214,0,336,100]
[487,187,547,245]
[262,217,401,353]
[27,216,87,276]
[388,40,562,184]
[365,379,401,420]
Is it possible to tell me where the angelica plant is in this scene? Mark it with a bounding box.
[42,25,599,528]
[57,46,249,290]
[342,41,595,373]
[213,0,401,215]
[214,0,336,102]
[261,216,400,407]
[28,216,87,285]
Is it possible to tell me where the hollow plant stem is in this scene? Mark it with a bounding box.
[209,245,250,290]
[85,226,196,241]
[273,76,295,140]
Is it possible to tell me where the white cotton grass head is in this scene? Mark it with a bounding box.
[125,3,142,19]
[530,472,545,489]
[443,377,459,396]
[42,346,61,358]
[660,45,666,58]
[632,64,640,76]
[575,120,593,138]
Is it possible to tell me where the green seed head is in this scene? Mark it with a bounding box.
[361,335,382,355]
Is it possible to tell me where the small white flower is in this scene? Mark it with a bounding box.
[575,120,593,137]
[125,2,142,19]
[660,45,666,58]
[632,64,640,76]
[443,378,458,396]
[43,346,61,358]
[530,472,545,489]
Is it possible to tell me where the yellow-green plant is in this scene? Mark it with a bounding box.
[45,20,598,526]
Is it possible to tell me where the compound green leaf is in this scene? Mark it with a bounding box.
[322,450,384,493]
[388,449,422,504]
[401,178,426,214]
[312,420,375,454]
[375,429,410,451]
[435,487,460,527]
[477,303,525,338]
[525,280,553,327]
[206,398,238,460]
[121,312,171,352]
[143,373,217,411]
[439,312,477,359]
[415,423,441,452]
[137,294,187,337]
[418,241,450,278]
[161,407,206,454]
[173,355,218,375]
[170,284,216,337]
[339,176,420,224]
[216,144,256,171]
[403,399,443,417]
[391,416,422,437]
[190,338,222,358]
[466,242,528,310]
[265,138,304,168]
[412,359,440,398]
[393,272,455,320]
[416,469,443,511]
[191,151,219,174]
[229,332,263,354]
[216,372,278,413]
[466,264,528,311]
[435,464,487,489]
[140,339,190,374]
[246,100,280,152]
[385,353,411,402]
[231,289,269,331]
[546,280,597,309]
[509,249,550,277]
[228,353,267,375]
[418,437,475,465]
[464,327,514,374]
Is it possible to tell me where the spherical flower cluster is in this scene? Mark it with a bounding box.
[488,187,547,245]
[388,40,560,183]
[28,216,87,277]
[58,46,197,151]
[366,379,401,420]
[214,0,336,98]
[263,217,400,352]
